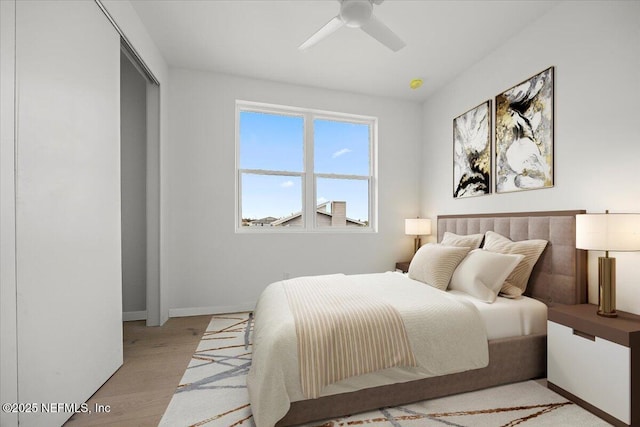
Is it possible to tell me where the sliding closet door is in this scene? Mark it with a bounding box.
[1,1,18,427]
[15,1,122,426]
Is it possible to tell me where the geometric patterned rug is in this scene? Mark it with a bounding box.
[160,313,611,427]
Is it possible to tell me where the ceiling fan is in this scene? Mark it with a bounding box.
[299,0,406,52]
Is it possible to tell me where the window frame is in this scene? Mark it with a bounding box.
[235,100,377,233]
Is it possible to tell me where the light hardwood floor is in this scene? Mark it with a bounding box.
[65,315,212,426]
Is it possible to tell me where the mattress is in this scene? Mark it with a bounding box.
[447,289,548,340]
[318,274,547,397]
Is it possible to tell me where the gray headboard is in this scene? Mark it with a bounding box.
[437,210,587,306]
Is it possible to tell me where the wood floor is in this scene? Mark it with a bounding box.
[65,315,212,426]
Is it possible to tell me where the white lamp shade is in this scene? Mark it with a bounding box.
[405,218,431,236]
[576,213,640,251]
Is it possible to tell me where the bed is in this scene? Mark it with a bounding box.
[248,210,587,427]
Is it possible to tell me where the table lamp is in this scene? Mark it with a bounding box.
[405,218,431,254]
[576,211,640,317]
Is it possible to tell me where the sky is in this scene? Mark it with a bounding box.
[239,111,370,222]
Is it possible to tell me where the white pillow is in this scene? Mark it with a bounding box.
[483,231,548,298]
[449,249,524,303]
[408,243,471,291]
[441,231,484,249]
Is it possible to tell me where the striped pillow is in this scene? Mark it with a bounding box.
[441,231,484,249]
[408,243,471,290]
[483,231,548,298]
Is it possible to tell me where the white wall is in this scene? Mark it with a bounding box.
[121,51,148,315]
[167,69,422,315]
[421,1,640,314]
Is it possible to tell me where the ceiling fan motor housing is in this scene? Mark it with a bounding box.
[340,0,373,28]
[299,0,403,52]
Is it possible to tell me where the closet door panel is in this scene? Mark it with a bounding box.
[15,1,122,425]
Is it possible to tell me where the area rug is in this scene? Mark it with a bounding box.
[160,312,611,427]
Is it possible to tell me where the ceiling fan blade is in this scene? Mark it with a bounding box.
[298,16,344,51]
[360,14,405,52]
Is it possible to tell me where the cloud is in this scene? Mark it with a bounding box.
[332,148,352,158]
[280,180,294,188]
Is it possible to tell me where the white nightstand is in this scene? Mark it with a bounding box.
[547,304,640,427]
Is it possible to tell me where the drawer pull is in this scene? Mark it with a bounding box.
[573,329,596,341]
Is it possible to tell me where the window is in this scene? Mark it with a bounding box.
[236,101,376,232]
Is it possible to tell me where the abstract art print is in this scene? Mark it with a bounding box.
[495,67,554,193]
[453,100,491,198]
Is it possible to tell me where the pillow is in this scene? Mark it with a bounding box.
[482,231,548,298]
[441,231,484,249]
[408,243,471,290]
[449,249,524,303]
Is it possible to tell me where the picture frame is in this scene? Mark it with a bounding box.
[495,67,554,193]
[453,100,492,198]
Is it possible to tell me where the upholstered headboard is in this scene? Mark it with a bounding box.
[437,210,587,306]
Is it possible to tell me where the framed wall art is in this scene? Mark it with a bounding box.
[495,67,554,193]
[453,100,491,198]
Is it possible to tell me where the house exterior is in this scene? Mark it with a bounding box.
[247,216,278,227]
[270,201,367,227]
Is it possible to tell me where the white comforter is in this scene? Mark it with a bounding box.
[247,272,489,427]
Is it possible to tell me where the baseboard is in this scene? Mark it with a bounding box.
[122,310,147,321]
[169,303,255,318]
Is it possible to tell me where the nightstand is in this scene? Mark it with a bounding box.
[547,304,640,426]
[395,261,410,273]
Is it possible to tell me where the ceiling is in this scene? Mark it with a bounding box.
[130,0,559,102]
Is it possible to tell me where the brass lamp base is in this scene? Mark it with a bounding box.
[414,236,421,254]
[597,256,617,318]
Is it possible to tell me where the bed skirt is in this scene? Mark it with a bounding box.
[276,333,546,426]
